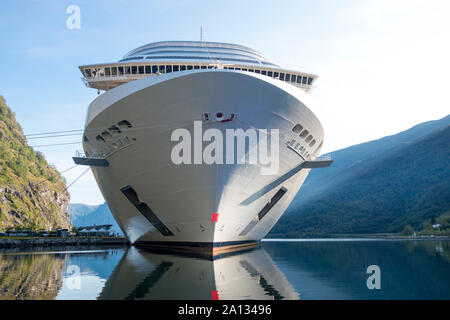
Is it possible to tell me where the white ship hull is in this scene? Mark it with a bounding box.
[82,70,324,251]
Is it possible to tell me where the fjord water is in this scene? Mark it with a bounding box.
[0,240,449,300]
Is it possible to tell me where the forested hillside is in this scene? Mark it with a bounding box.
[269,115,450,238]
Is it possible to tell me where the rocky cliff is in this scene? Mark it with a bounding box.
[0,95,71,231]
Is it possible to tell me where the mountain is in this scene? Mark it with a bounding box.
[268,115,450,238]
[69,203,122,234]
[0,95,71,231]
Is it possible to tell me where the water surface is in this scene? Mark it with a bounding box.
[0,239,449,299]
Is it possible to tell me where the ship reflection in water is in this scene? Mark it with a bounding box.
[1,240,450,299]
[98,246,297,300]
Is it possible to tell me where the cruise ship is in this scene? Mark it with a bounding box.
[75,41,331,254]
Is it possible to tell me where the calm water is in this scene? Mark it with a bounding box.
[0,239,449,300]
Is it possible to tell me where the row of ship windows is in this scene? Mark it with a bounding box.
[91,120,133,143]
[289,139,312,159]
[292,124,316,147]
[84,65,313,85]
[119,55,274,66]
[129,45,266,59]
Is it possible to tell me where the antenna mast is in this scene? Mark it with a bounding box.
[200,26,203,42]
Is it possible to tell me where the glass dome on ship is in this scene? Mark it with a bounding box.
[79,41,318,92]
[76,40,330,255]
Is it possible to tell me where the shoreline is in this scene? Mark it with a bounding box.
[0,236,129,248]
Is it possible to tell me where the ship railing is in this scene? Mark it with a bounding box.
[316,154,332,161]
[75,150,106,159]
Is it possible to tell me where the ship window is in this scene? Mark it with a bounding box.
[261,70,267,75]
[308,77,313,85]
[111,67,117,76]
[201,65,206,69]
[105,68,111,76]
[300,146,304,151]
[118,120,132,129]
[202,113,210,121]
[292,124,303,134]
[208,66,213,69]
[235,68,241,70]
[83,135,88,142]
[152,65,158,73]
[159,65,165,72]
[295,143,300,149]
[279,73,285,81]
[242,68,247,71]
[109,125,121,134]
[309,139,316,147]
[299,129,309,138]
[180,65,186,71]
[291,75,296,82]
[145,65,151,74]
[125,66,131,74]
[285,74,290,82]
[255,69,260,74]
[187,65,193,70]
[132,66,137,74]
[118,66,124,75]
[228,67,234,70]
[173,65,179,72]
[84,69,91,77]
[101,131,112,139]
[274,72,279,78]
[166,65,172,73]
[248,69,254,72]
[138,66,144,74]
[305,135,313,143]
[289,139,296,146]
[302,77,307,84]
[194,65,199,69]
[267,71,272,76]
[96,135,105,143]
[297,76,302,84]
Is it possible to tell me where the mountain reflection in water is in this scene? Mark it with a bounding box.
[0,240,449,299]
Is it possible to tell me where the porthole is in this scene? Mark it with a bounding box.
[215,112,224,121]
[299,129,309,138]
[309,139,316,147]
[118,120,132,129]
[109,125,121,134]
[101,131,112,139]
[292,124,303,134]
[305,135,313,143]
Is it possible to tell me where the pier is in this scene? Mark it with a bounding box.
[0,236,128,248]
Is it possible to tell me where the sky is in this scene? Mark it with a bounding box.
[0,0,449,205]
